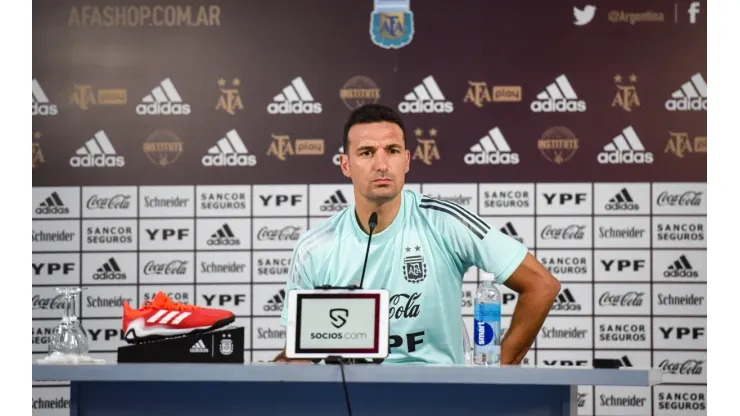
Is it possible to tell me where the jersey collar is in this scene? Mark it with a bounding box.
[350,191,406,246]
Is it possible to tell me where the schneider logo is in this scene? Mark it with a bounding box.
[597,125,653,164]
[268,77,322,114]
[665,72,707,111]
[202,129,257,167]
[530,74,586,113]
[398,76,453,114]
[137,78,191,115]
[464,127,519,165]
[70,130,125,168]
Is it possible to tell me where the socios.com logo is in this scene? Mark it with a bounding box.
[474,319,495,346]
[310,331,368,340]
[330,308,348,328]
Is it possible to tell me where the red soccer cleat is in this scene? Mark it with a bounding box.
[122,291,235,344]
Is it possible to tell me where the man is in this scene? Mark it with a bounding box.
[274,104,560,364]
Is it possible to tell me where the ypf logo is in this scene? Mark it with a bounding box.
[330,308,348,328]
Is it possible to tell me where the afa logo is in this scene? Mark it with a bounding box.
[219,332,233,356]
[370,0,414,49]
[403,245,427,283]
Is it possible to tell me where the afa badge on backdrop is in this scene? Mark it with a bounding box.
[370,0,414,49]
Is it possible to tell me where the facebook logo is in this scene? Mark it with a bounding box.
[688,2,700,24]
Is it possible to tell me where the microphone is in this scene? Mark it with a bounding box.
[358,212,378,289]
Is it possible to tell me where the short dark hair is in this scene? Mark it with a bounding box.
[342,104,406,155]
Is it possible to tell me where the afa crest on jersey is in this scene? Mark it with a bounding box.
[403,245,427,283]
[370,0,414,49]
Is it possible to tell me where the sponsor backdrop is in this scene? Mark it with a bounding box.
[32,0,706,415]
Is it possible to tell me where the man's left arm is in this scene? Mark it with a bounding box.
[441,211,560,365]
[497,253,560,364]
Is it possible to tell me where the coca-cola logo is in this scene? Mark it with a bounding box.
[656,191,703,207]
[541,225,586,240]
[599,291,644,307]
[658,359,704,375]
[257,226,301,241]
[87,194,131,210]
[389,292,421,320]
[32,295,65,309]
[143,260,188,275]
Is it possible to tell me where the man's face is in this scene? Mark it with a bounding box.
[340,121,410,203]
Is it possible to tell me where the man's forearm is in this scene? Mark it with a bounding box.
[500,289,557,364]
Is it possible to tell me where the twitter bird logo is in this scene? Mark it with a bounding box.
[573,5,596,26]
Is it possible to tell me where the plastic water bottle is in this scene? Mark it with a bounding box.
[473,279,501,366]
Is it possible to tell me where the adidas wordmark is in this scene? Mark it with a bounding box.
[664,72,707,112]
[464,127,520,165]
[136,78,191,116]
[32,79,58,116]
[202,129,257,167]
[597,126,653,164]
[268,77,322,115]
[70,130,125,168]
[398,76,454,114]
[530,75,586,113]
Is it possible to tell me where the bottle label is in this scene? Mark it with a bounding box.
[474,303,501,321]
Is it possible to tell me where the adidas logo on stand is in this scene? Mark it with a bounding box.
[321,190,348,212]
[267,77,322,114]
[92,257,126,280]
[70,130,125,168]
[32,79,58,116]
[36,192,69,215]
[207,223,241,246]
[136,78,191,115]
[464,127,520,165]
[189,340,209,354]
[665,73,707,112]
[530,74,586,113]
[617,356,633,367]
[398,76,454,114]
[500,222,524,244]
[202,129,257,167]
[605,188,639,211]
[263,289,286,312]
[665,255,698,278]
[597,126,653,164]
[551,289,581,312]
